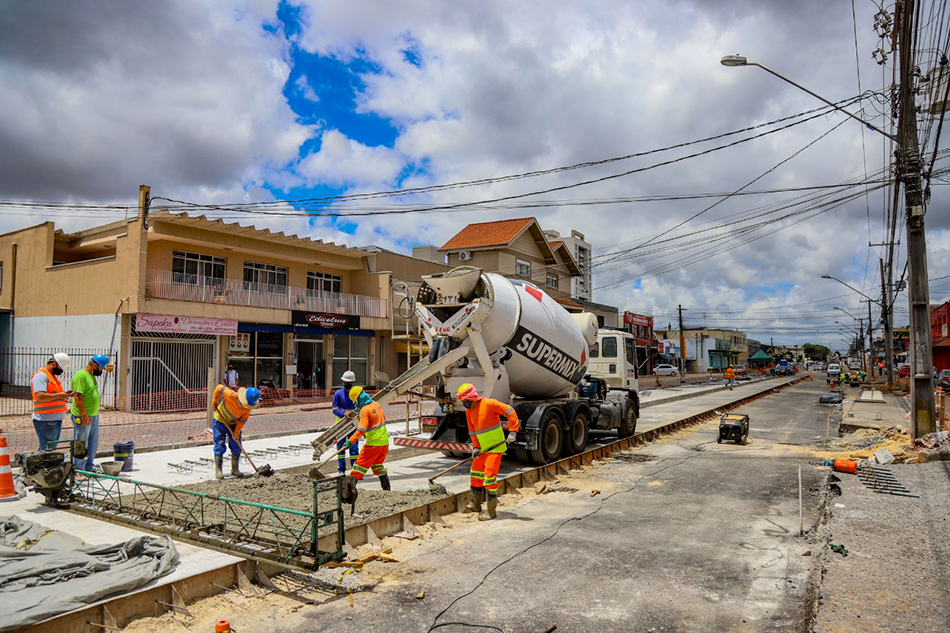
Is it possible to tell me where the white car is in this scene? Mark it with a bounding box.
[654,364,679,376]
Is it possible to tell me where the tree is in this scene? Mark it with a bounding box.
[803,343,831,361]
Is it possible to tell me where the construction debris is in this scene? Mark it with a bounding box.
[914,430,949,450]
[815,427,911,462]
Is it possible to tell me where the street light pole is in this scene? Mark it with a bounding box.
[723,44,935,436]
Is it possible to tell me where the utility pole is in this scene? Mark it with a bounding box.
[881,258,895,383]
[866,299,874,376]
[678,305,687,384]
[897,0,936,437]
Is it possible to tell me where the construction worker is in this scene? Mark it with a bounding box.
[70,354,109,472]
[724,365,736,390]
[223,363,239,388]
[211,383,261,479]
[456,383,520,521]
[344,386,390,490]
[332,370,360,474]
[31,353,76,450]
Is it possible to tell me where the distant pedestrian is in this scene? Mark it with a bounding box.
[332,370,359,474]
[71,354,109,472]
[224,364,239,388]
[31,354,75,450]
[725,365,736,390]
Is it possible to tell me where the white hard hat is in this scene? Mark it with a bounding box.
[52,353,71,371]
[341,370,356,383]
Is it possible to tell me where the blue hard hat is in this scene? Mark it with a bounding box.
[244,387,261,407]
[92,354,110,369]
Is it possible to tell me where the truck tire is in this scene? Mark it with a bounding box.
[618,406,637,438]
[531,409,563,464]
[441,450,468,459]
[562,409,589,456]
[514,446,532,463]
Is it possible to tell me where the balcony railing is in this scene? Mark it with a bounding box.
[145,270,388,318]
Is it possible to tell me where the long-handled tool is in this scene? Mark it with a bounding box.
[427,439,506,491]
[309,444,352,480]
[223,424,274,477]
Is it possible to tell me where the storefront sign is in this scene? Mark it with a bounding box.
[138,313,237,336]
[229,333,251,354]
[623,312,653,328]
[292,310,361,331]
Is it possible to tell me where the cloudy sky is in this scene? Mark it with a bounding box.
[1,0,948,351]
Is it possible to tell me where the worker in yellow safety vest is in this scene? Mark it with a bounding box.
[456,383,519,521]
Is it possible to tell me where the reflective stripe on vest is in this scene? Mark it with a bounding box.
[31,369,67,416]
[361,403,389,447]
[471,421,506,453]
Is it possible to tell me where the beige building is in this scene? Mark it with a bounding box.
[657,327,749,372]
[0,189,448,407]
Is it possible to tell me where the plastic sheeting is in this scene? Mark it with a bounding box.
[0,515,180,631]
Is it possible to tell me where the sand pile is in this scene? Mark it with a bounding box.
[813,427,912,462]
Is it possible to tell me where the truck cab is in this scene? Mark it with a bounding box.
[588,330,639,393]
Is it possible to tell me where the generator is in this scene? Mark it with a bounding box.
[16,440,84,506]
[717,413,750,445]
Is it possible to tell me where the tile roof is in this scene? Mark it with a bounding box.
[549,240,563,249]
[439,217,534,250]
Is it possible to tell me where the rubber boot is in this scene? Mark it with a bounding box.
[479,492,498,521]
[231,455,247,478]
[466,487,483,513]
[214,454,224,480]
[379,474,391,491]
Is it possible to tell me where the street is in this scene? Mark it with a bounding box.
[124,377,832,632]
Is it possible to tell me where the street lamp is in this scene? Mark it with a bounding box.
[720,55,896,140]
[833,306,859,321]
[822,275,882,307]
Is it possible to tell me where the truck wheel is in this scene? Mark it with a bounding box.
[618,406,637,438]
[530,409,563,464]
[514,447,531,463]
[562,410,589,456]
[441,450,467,459]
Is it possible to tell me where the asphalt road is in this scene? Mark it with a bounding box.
[170,377,829,632]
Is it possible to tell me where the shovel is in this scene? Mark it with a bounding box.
[427,439,507,491]
[309,444,352,480]
[223,423,274,477]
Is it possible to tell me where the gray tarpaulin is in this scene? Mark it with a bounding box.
[0,515,180,631]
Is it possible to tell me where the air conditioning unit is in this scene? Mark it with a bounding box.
[458,250,473,262]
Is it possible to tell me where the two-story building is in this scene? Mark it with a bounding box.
[0,190,447,408]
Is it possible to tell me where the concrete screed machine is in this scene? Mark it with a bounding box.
[311,266,640,466]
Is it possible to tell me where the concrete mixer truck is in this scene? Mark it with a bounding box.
[311,266,639,465]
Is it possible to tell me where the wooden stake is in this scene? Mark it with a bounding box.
[798,463,804,536]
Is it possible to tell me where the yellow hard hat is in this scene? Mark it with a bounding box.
[349,385,363,402]
[456,383,480,401]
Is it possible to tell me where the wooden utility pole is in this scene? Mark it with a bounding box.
[678,305,687,382]
[897,0,936,437]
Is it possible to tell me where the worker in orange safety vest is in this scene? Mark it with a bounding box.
[456,383,520,521]
[724,365,736,391]
[211,384,261,479]
[344,386,391,490]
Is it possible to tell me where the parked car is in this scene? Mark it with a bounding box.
[654,364,679,376]
[938,369,950,391]
[898,363,911,378]
[826,363,841,382]
[733,363,748,376]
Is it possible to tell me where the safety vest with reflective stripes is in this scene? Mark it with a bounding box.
[725,368,735,380]
[31,368,67,417]
[465,397,519,454]
[212,384,249,436]
[349,402,388,447]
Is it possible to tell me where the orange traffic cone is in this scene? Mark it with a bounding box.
[0,436,24,501]
[215,620,232,633]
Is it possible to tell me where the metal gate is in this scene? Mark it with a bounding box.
[130,338,216,412]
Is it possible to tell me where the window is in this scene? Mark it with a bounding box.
[589,342,599,358]
[601,336,618,358]
[307,271,342,296]
[625,337,635,365]
[546,273,558,289]
[172,250,225,285]
[244,261,287,294]
[516,259,531,277]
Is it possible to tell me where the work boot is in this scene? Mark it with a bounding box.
[230,455,247,478]
[479,492,498,521]
[379,474,391,491]
[214,454,224,480]
[466,487,483,513]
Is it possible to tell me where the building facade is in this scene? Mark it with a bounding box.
[0,197,447,408]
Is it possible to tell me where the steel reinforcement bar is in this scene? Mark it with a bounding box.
[69,472,346,570]
[318,377,806,551]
